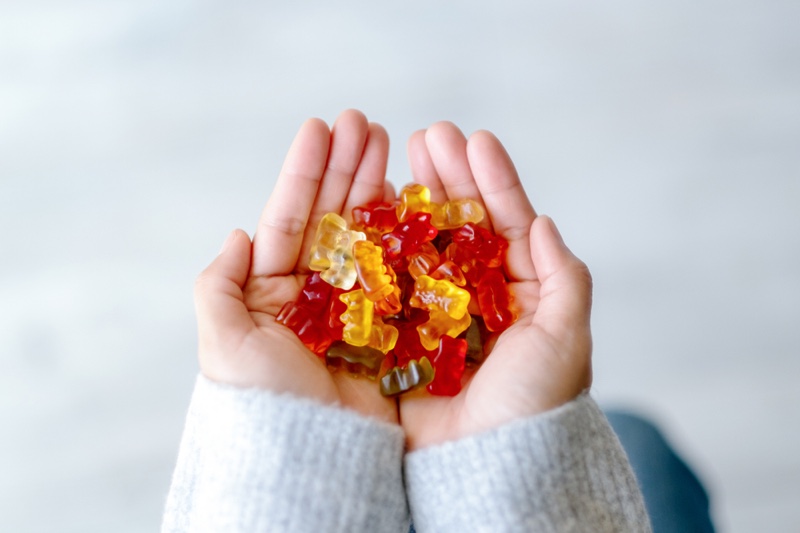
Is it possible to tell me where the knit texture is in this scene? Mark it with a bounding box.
[162,375,410,533]
[404,393,652,533]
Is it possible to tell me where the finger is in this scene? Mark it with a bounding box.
[311,109,370,223]
[529,216,593,341]
[195,229,254,342]
[425,122,488,226]
[407,129,447,204]
[383,180,396,203]
[341,121,390,219]
[251,118,331,277]
[467,130,538,281]
[293,110,370,267]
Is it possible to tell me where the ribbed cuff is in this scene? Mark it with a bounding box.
[405,394,651,533]
[163,375,409,533]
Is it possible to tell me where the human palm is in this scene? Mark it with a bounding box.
[194,110,398,424]
[194,112,594,443]
[399,123,594,450]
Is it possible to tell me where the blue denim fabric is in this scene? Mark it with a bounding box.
[606,411,716,533]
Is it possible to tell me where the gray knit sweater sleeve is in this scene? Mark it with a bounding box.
[404,393,652,533]
[162,375,410,533]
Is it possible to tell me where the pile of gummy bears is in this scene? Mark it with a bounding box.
[277,184,517,397]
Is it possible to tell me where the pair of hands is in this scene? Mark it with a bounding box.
[193,110,593,451]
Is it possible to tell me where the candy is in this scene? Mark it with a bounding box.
[309,213,366,289]
[407,242,440,280]
[381,212,438,260]
[379,356,435,396]
[396,183,432,223]
[463,316,488,366]
[396,183,485,230]
[339,289,375,347]
[388,309,433,367]
[427,336,467,396]
[279,184,518,397]
[352,202,399,244]
[409,275,470,320]
[326,341,385,379]
[430,198,485,230]
[353,240,403,317]
[276,301,333,355]
[417,309,472,351]
[477,268,517,332]
[451,222,508,269]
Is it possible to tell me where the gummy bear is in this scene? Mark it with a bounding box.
[354,240,396,302]
[407,242,440,280]
[409,275,470,320]
[429,259,467,287]
[326,287,347,340]
[339,289,374,346]
[297,272,334,312]
[463,315,487,366]
[352,202,399,244]
[309,212,365,289]
[451,222,508,268]
[379,356,435,397]
[476,267,516,332]
[373,285,403,316]
[276,272,337,355]
[427,335,467,396]
[396,183,432,222]
[430,198,485,230]
[443,242,487,287]
[381,212,438,260]
[417,309,471,351]
[367,316,399,354]
[326,341,385,379]
[276,301,333,355]
[387,309,433,367]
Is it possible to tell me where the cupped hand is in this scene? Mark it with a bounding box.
[193,110,399,424]
[400,123,594,449]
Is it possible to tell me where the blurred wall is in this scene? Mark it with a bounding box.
[1,1,799,531]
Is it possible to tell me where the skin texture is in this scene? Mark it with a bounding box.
[194,109,398,424]
[193,110,594,446]
[401,123,593,450]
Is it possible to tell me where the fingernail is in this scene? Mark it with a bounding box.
[219,230,237,254]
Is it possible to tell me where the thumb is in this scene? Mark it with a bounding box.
[194,229,254,343]
[529,216,593,344]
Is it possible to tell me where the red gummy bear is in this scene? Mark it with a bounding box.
[426,335,467,396]
[352,202,399,233]
[381,212,438,260]
[476,267,515,332]
[276,301,333,355]
[452,222,508,268]
[387,308,432,368]
[298,272,334,312]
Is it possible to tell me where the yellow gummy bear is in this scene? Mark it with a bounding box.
[368,316,399,354]
[339,289,374,347]
[309,213,365,289]
[409,275,470,320]
[354,240,395,302]
[417,310,472,351]
[396,183,432,222]
[339,290,398,352]
[430,198,485,230]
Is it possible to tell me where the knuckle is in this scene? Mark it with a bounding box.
[261,215,306,238]
[194,271,220,297]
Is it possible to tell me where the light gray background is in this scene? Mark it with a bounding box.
[1,1,798,531]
